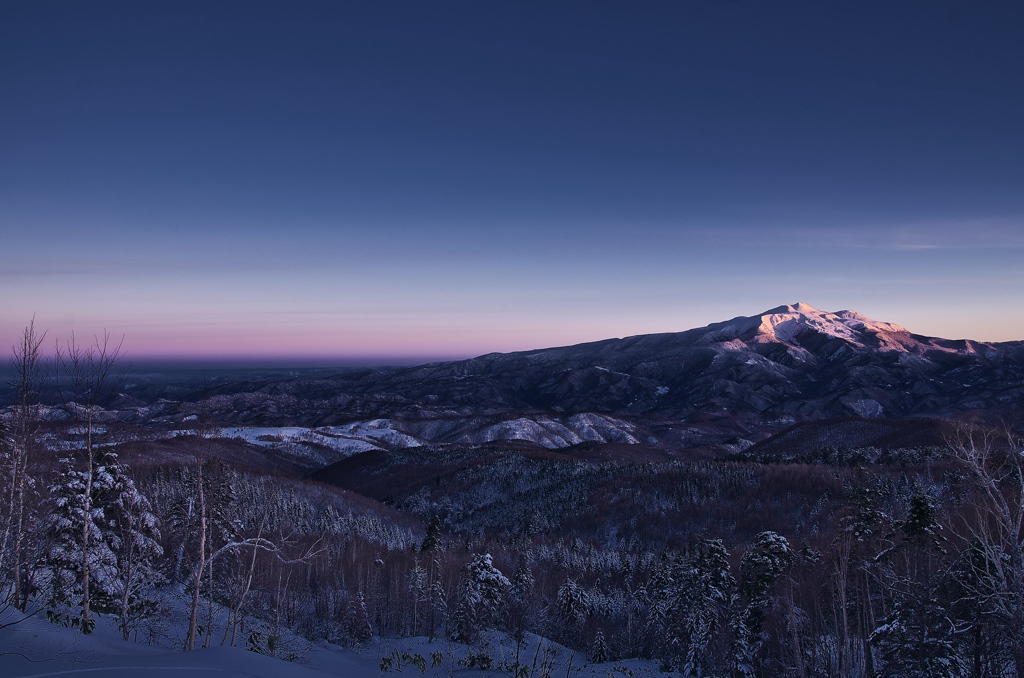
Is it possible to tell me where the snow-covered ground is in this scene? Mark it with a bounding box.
[0,611,660,678]
[219,420,419,452]
[0,616,335,677]
[166,420,425,469]
[178,415,644,464]
[459,414,640,449]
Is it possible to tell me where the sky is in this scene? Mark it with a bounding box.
[2,1,1023,364]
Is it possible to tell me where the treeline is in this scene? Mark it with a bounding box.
[7,419,1024,675]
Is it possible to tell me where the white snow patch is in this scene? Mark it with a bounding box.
[706,302,926,352]
[460,414,639,448]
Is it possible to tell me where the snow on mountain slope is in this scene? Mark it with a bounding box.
[26,302,1021,455]
[167,415,645,468]
[707,302,913,349]
[457,413,640,448]
[703,302,991,356]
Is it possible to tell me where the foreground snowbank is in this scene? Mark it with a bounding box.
[0,612,659,678]
[0,614,332,677]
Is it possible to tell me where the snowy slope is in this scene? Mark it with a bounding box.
[0,613,660,678]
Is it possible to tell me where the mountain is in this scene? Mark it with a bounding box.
[112,302,1024,454]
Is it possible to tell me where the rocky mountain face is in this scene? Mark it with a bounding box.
[110,303,1024,451]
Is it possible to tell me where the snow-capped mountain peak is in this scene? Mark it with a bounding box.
[708,303,916,351]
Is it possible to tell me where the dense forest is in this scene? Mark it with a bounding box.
[3,327,1024,677]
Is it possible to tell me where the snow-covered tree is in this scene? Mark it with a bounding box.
[420,515,442,553]
[345,590,372,643]
[450,552,510,642]
[591,629,610,663]
[654,538,735,676]
[732,531,793,677]
[45,456,116,632]
[870,489,960,677]
[416,514,446,635]
[505,555,535,640]
[52,330,125,631]
[556,577,590,634]
[93,449,164,640]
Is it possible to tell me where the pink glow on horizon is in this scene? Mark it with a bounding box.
[3,311,1023,367]
[0,317,656,363]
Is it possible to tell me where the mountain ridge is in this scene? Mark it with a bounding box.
[101,303,1024,453]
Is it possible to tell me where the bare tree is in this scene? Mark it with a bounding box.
[181,399,221,652]
[185,458,208,651]
[948,424,1024,675]
[0,319,46,612]
[53,331,126,632]
[182,474,320,651]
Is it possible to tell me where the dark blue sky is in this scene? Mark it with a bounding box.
[3,1,1023,360]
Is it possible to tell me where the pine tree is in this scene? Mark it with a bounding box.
[93,449,164,640]
[506,555,536,663]
[656,538,735,676]
[420,515,442,553]
[451,552,510,643]
[732,531,793,677]
[870,489,960,677]
[591,629,610,663]
[418,514,445,636]
[345,590,373,643]
[45,456,116,632]
[557,576,590,642]
[52,330,125,632]
[506,555,535,637]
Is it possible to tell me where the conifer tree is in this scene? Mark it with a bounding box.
[93,449,164,640]
[732,531,793,677]
[345,590,373,643]
[556,577,590,641]
[420,515,442,553]
[505,555,536,663]
[408,557,427,635]
[656,538,735,676]
[45,456,116,632]
[506,556,535,640]
[591,629,610,663]
[870,489,960,677]
[419,514,445,635]
[53,331,125,632]
[451,552,510,643]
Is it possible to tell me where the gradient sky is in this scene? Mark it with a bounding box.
[2,1,1023,364]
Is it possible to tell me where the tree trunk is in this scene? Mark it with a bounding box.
[11,441,28,610]
[186,464,206,651]
[785,580,806,678]
[81,411,93,630]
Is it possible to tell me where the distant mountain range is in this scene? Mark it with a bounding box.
[112,302,1024,454]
